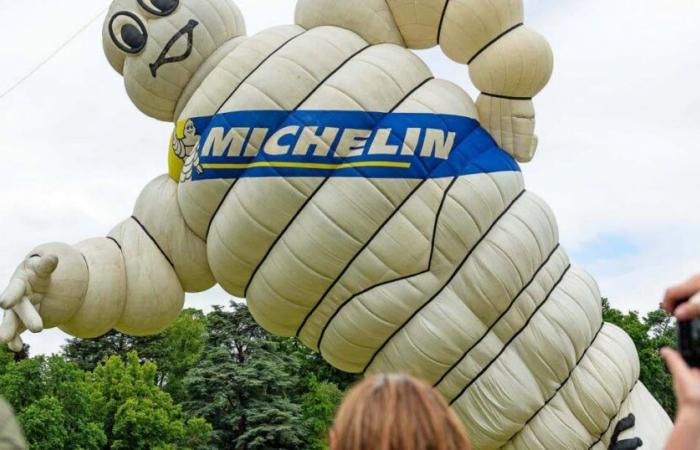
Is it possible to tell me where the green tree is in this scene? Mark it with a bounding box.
[17,396,67,450]
[278,340,354,450]
[5,303,354,449]
[300,376,343,450]
[62,332,133,372]
[0,346,14,375]
[603,298,676,416]
[89,352,211,449]
[0,356,106,450]
[184,303,308,450]
[64,309,207,403]
[285,341,358,393]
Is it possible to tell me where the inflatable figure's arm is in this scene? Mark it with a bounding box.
[0,175,214,348]
[435,1,553,163]
[295,0,553,162]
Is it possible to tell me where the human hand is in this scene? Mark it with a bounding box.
[661,348,700,450]
[663,275,700,321]
[662,348,700,413]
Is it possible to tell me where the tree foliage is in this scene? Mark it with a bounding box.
[2,302,355,449]
[182,303,340,450]
[0,349,210,449]
[0,356,106,449]
[64,309,207,403]
[602,298,676,416]
[300,377,343,450]
[0,298,682,448]
[90,352,211,449]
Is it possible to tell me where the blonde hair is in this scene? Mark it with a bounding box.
[331,374,472,450]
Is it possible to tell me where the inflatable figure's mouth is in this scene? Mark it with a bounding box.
[149,19,199,77]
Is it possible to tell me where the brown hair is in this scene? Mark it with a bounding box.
[330,374,472,450]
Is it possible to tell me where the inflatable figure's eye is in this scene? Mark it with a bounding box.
[109,12,148,54]
[138,0,179,17]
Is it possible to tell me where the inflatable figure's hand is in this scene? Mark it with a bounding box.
[608,414,643,450]
[0,255,58,351]
[0,243,88,352]
[476,96,539,162]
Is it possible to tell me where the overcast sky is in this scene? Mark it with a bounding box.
[1,0,699,355]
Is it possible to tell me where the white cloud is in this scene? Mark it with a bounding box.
[0,0,698,354]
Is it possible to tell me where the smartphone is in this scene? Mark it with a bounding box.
[676,297,700,368]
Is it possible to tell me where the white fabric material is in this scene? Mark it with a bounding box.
[2,1,673,448]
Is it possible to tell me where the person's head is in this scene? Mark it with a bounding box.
[330,374,472,450]
[102,0,246,121]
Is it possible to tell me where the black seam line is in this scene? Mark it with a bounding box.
[587,381,639,449]
[79,252,91,306]
[425,178,455,264]
[468,23,524,65]
[244,178,329,297]
[206,43,372,243]
[295,178,429,338]
[316,176,462,355]
[241,44,374,296]
[214,30,306,115]
[296,76,435,342]
[433,243,562,388]
[361,189,527,374]
[205,179,239,241]
[204,31,308,241]
[292,44,372,111]
[106,236,122,251]
[249,74,434,321]
[436,0,451,46]
[502,321,606,445]
[387,77,435,115]
[481,92,532,101]
[130,216,176,270]
[449,263,572,405]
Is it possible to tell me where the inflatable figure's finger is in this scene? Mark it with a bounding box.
[0,278,26,309]
[7,335,23,353]
[612,438,643,450]
[0,311,19,343]
[28,254,59,278]
[14,298,42,333]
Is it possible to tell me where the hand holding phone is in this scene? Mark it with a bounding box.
[676,297,700,368]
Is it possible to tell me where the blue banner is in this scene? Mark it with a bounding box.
[178,110,519,180]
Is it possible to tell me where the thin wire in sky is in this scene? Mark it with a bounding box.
[0,6,108,101]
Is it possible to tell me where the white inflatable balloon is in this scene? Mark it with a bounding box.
[0,0,674,447]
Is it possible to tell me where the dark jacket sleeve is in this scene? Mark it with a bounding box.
[0,398,26,450]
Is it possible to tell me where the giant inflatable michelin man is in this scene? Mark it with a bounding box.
[0,0,674,447]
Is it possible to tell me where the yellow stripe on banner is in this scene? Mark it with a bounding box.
[201,161,411,170]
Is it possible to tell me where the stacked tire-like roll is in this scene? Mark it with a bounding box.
[297,0,553,162]
[18,0,672,448]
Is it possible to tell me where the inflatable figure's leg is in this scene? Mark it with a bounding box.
[282,174,672,447]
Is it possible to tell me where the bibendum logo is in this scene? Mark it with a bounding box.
[171,119,204,182]
[171,110,520,182]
